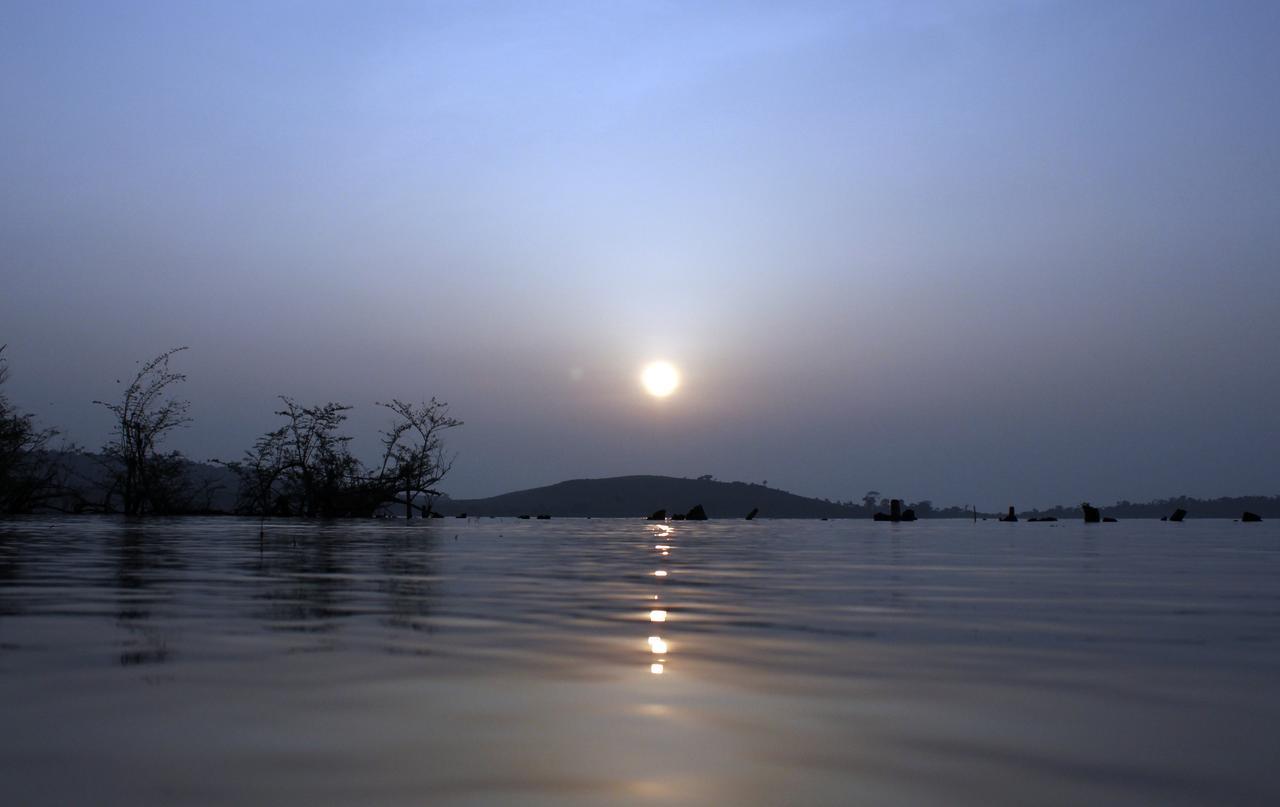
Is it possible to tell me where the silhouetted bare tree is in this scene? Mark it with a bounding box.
[230,398,367,516]
[375,398,463,518]
[94,347,192,515]
[0,345,66,513]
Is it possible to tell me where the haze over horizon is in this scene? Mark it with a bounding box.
[3,1,1278,510]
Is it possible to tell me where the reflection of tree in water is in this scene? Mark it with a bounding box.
[113,521,183,667]
[246,525,440,647]
[377,529,438,640]
[0,526,22,619]
[251,527,355,633]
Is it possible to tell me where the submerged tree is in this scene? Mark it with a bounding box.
[229,398,366,517]
[0,345,65,513]
[94,347,192,515]
[226,396,464,519]
[375,398,463,518]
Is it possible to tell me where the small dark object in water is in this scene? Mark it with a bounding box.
[1027,517,1058,522]
[874,499,915,522]
[1082,503,1101,523]
[647,509,667,521]
[536,514,551,520]
[746,507,759,520]
[821,517,829,521]
[518,514,531,520]
[1242,512,1263,522]
[999,506,1018,522]
[686,504,708,521]
[1103,517,1118,523]
[456,513,467,519]
[1169,508,1187,522]
[671,513,686,521]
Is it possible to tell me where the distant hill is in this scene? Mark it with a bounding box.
[31,451,239,514]
[436,475,867,519]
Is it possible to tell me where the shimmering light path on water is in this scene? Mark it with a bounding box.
[1,517,1278,805]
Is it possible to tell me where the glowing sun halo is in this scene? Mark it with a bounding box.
[641,361,680,398]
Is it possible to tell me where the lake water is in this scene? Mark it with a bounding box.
[1,517,1278,806]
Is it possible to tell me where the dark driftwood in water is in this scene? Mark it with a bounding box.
[1028,516,1057,522]
[647,509,667,521]
[999,506,1018,522]
[1242,511,1263,522]
[536,514,550,520]
[1082,503,1101,523]
[1103,516,1118,522]
[746,507,759,520]
[686,504,707,520]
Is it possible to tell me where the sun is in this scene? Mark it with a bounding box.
[640,361,680,398]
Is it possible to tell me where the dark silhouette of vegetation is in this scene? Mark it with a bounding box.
[0,345,69,513]
[93,347,194,515]
[226,398,364,517]
[375,398,463,519]
[222,396,463,518]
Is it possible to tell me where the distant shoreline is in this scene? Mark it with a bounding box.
[10,463,1276,522]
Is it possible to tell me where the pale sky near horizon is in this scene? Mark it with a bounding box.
[2,0,1278,509]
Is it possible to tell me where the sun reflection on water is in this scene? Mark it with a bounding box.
[643,523,678,676]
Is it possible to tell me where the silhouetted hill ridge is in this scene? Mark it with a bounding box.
[437,475,865,519]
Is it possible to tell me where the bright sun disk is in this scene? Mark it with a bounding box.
[641,361,680,398]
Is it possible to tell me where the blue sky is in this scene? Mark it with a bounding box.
[2,1,1277,507]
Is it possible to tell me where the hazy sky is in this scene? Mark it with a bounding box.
[2,0,1277,508]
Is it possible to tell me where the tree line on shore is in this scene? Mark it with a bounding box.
[0,346,461,517]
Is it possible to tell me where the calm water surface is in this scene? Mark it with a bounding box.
[1,517,1278,805]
